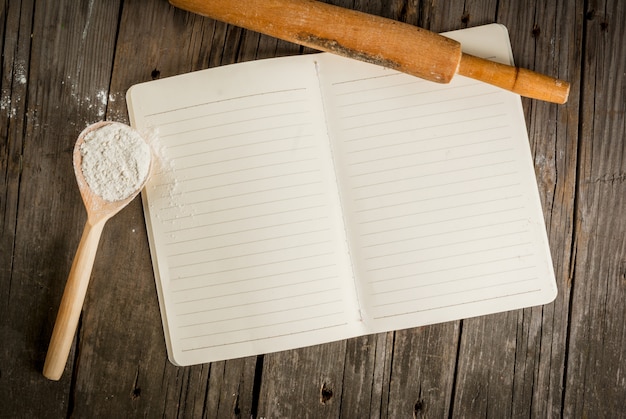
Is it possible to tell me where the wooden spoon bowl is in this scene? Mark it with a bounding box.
[73,121,147,224]
[43,121,151,381]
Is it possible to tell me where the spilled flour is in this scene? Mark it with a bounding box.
[80,122,151,202]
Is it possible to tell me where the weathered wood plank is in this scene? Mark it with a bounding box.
[420,0,498,33]
[339,332,391,418]
[0,0,122,415]
[504,1,583,416]
[564,1,626,416]
[385,324,460,418]
[66,1,261,417]
[0,3,72,416]
[447,0,583,416]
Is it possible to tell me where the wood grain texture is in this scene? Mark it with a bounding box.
[507,1,583,415]
[1,0,120,415]
[564,0,626,415]
[169,0,463,83]
[0,1,77,414]
[446,1,583,417]
[70,1,260,417]
[0,0,624,417]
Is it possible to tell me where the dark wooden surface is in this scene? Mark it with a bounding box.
[1,0,624,417]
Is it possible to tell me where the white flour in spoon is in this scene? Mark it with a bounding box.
[80,122,151,202]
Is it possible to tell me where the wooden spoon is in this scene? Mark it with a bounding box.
[43,121,151,381]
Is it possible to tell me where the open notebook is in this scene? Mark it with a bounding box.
[127,24,557,366]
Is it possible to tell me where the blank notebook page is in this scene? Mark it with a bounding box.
[127,23,557,366]
[128,59,361,366]
[318,24,556,332]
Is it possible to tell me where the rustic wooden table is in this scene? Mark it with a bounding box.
[1,1,624,417]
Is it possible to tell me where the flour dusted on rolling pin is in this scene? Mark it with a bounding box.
[79,122,151,202]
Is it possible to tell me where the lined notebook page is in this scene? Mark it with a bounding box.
[127,58,360,366]
[127,24,557,366]
[318,24,556,331]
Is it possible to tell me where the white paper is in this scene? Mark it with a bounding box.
[127,24,556,366]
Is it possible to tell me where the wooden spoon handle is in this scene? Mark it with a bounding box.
[43,220,105,381]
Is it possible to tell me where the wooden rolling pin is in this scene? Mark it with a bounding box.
[169,0,569,104]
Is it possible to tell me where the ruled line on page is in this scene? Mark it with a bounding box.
[164,179,323,206]
[350,162,516,189]
[152,156,317,181]
[358,207,525,237]
[354,183,521,214]
[174,276,339,305]
[180,311,346,341]
[175,292,342,328]
[177,289,341,329]
[151,164,307,190]
[347,146,513,168]
[335,81,488,109]
[342,114,507,144]
[158,111,311,138]
[171,264,337,293]
[160,207,326,236]
[162,199,326,226]
[180,307,346,339]
[147,91,313,147]
[174,272,346,338]
[346,135,508,156]
[172,145,318,172]
[371,289,542,320]
[169,251,336,280]
[361,218,525,248]
[177,292,341,322]
[159,179,325,223]
[163,215,329,236]
[143,87,309,118]
[172,262,341,298]
[167,227,330,256]
[160,169,322,201]
[348,158,517,180]
[370,266,537,289]
[363,230,529,261]
[180,322,349,352]
[356,195,524,225]
[353,171,517,198]
[168,134,316,160]
[372,278,538,308]
[179,299,343,328]
[161,194,326,233]
[335,79,419,97]
[367,254,537,285]
[161,123,312,150]
[330,71,404,87]
[339,93,503,120]
[365,245,533,273]
[150,166,320,209]
[168,239,332,269]
[341,103,504,131]
[343,123,508,144]
[148,98,308,128]
[339,90,502,120]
